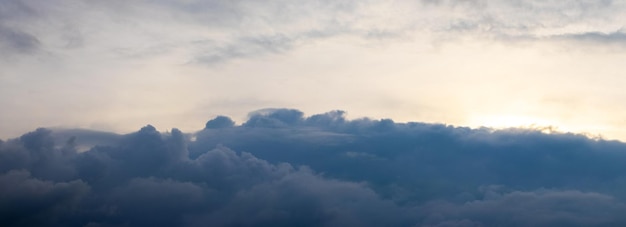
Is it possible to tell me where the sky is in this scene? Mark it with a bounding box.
[4,1,626,226]
[2,0,626,140]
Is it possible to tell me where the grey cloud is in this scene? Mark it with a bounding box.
[191,169,409,227]
[191,26,358,65]
[0,0,39,21]
[192,109,626,204]
[104,177,207,226]
[0,170,89,227]
[3,108,626,226]
[419,0,626,47]
[0,25,40,54]
[51,128,122,151]
[8,0,624,65]
[555,31,626,44]
[204,116,235,129]
[0,128,76,181]
[244,108,304,128]
[193,34,295,65]
[419,189,626,226]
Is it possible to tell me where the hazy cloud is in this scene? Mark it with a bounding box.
[193,34,296,65]
[555,31,626,44]
[4,0,624,64]
[0,25,40,55]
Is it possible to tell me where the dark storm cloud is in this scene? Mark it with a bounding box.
[3,109,626,226]
[0,170,89,227]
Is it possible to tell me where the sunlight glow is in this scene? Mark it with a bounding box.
[469,115,558,132]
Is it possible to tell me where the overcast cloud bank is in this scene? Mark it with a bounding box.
[2,108,626,226]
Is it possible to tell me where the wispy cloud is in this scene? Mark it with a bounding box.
[0,25,40,55]
[4,0,624,64]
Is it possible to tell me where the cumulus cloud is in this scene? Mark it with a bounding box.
[0,170,89,226]
[2,109,626,226]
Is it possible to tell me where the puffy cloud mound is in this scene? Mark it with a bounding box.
[3,109,626,226]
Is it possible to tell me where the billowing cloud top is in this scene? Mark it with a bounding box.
[2,109,626,226]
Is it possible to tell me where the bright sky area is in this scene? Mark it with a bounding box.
[1,0,626,140]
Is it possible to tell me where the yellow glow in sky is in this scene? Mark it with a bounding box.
[1,0,626,142]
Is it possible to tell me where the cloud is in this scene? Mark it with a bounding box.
[3,108,626,226]
[204,116,235,129]
[244,108,305,128]
[552,31,626,45]
[192,34,296,65]
[188,169,408,227]
[0,25,40,55]
[419,188,626,226]
[2,0,624,65]
[0,170,89,227]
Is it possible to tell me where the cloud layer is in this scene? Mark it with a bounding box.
[3,0,626,62]
[2,109,626,226]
